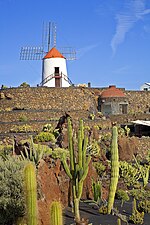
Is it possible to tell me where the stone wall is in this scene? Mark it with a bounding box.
[1,87,150,114]
[0,87,150,134]
[0,87,97,112]
[125,91,150,114]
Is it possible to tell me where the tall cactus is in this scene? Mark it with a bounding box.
[117,218,121,225]
[50,201,63,225]
[24,162,38,225]
[107,126,119,214]
[62,118,91,222]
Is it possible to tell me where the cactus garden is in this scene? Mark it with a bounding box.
[0,113,149,225]
[1,0,150,221]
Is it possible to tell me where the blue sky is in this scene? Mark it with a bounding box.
[0,0,150,90]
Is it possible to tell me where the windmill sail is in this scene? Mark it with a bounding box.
[20,22,76,61]
[20,46,44,60]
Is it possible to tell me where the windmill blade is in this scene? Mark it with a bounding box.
[42,22,49,52]
[58,47,76,60]
[42,22,56,52]
[20,46,44,60]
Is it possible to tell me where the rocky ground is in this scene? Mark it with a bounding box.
[64,200,150,225]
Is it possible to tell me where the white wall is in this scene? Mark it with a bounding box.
[140,83,150,91]
[42,57,70,87]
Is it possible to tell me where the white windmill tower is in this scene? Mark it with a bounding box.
[20,22,76,87]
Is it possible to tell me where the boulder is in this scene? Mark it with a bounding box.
[118,136,139,161]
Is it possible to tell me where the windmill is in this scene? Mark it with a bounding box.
[20,22,76,87]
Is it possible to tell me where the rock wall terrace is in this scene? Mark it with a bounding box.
[0,87,150,113]
[0,87,150,134]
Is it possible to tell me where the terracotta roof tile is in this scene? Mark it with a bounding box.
[44,47,65,59]
[101,85,125,98]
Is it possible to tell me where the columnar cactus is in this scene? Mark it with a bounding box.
[50,201,63,225]
[62,118,91,222]
[92,180,102,203]
[117,218,121,225]
[24,162,38,225]
[107,126,119,214]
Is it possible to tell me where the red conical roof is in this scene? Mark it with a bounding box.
[44,47,65,59]
[101,85,125,98]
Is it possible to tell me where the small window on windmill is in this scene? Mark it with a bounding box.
[55,67,59,76]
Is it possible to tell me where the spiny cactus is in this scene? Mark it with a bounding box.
[62,118,91,222]
[107,126,119,214]
[50,201,63,225]
[24,162,38,225]
[133,155,149,188]
[119,161,141,187]
[92,180,102,203]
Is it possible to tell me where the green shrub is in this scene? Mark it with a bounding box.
[38,144,52,157]
[10,125,32,133]
[0,156,26,224]
[1,85,8,89]
[138,200,150,213]
[42,123,53,132]
[129,188,150,201]
[5,107,12,111]
[51,148,69,159]
[19,82,30,87]
[89,113,95,120]
[115,189,129,207]
[87,140,101,157]
[93,162,106,177]
[119,161,141,187]
[53,128,60,138]
[19,115,28,122]
[0,144,12,153]
[0,144,12,160]
[99,205,107,214]
[117,126,130,137]
[34,131,56,142]
[129,198,144,224]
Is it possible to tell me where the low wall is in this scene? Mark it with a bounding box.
[0,87,97,112]
[0,87,150,134]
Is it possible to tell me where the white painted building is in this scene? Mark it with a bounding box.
[140,82,150,91]
[41,47,72,87]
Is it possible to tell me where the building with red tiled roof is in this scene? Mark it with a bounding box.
[98,85,128,115]
[101,85,125,98]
